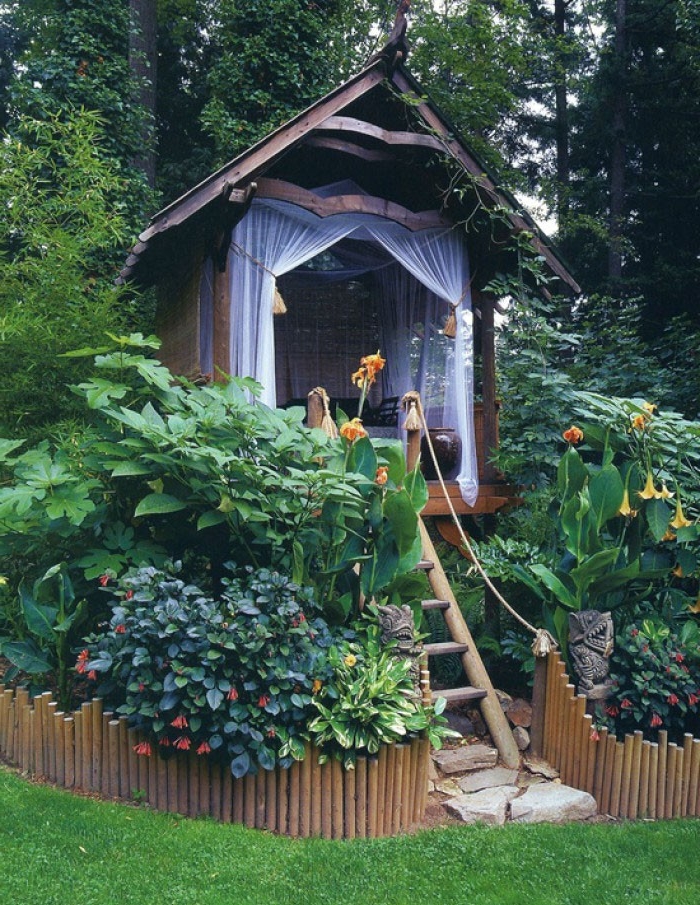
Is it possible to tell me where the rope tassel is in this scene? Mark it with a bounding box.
[443,304,457,338]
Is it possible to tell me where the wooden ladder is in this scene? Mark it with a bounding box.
[418,518,520,768]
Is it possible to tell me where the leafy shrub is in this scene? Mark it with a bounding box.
[0,336,426,630]
[84,564,337,777]
[308,615,456,767]
[596,618,700,741]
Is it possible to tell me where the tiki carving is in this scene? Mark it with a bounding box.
[568,609,614,700]
[376,604,423,698]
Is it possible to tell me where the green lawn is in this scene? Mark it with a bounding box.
[2,764,699,905]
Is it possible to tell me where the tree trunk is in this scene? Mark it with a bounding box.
[608,0,627,282]
[554,0,570,223]
[129,0,158,187]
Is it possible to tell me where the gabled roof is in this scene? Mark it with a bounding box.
[120,15,579,295]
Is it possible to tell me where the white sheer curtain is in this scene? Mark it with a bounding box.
[366,223,477,504]
[228,201,355,405]
[224,199,477,503]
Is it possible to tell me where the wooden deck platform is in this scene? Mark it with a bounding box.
[422,480,521,516]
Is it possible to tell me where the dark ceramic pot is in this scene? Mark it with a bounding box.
[421,428,461,480]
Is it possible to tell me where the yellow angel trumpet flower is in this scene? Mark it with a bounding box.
[670,495,693,530]
[618,489,638,518]
[657,481,674,500]
[637,471,658,500]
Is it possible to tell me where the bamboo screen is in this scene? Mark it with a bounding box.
[0,685,429,839]
[543,651,700,820]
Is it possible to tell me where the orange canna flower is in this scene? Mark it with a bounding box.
[642,402,657,414]
[375,466,388,486]
[312,679,323,695]
[351,351,386,388]
[562,425,584,444]
[340,417,367,442]
[631,414,647,431]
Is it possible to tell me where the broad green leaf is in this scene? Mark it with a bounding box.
[588,464,624,528]
[111,461,153,477]
[646,497,672,543]
[569,547,620,594]
[134,493,187,517]
[383,490,419,557]
[2,639,53,674]
[197,510,227,530]
[557,446,587,502]
[403,465,429,513]
[530,564,578,610]
[21,592,58,641]
[348,436,377,481]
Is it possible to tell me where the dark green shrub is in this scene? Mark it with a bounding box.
[84,564,337,777]
[596,618,700,740]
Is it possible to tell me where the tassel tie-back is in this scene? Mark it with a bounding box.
[401,390,423,432]
[308,387,338,439]
[443,305,457,338]
[230,241,287,314]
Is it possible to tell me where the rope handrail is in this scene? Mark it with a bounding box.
[402,390,557,657]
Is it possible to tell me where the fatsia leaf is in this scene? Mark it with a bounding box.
[134,493,187,517]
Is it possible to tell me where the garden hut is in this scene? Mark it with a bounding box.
[120,11,579,517]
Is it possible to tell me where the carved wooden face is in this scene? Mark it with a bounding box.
[376,604,415,651]
[568,610,614,658]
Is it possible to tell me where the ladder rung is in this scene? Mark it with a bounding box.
[421,598,450,611]
[415,559,434,571]
[432,686,487,703]
[424,641,468,656]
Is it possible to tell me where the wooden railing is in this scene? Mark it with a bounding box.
[0,685,429,838]
[543,652,700,820]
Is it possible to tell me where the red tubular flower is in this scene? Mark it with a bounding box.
[115,624,126,634]
[590,728,600,742]
[75,649,90,674]
[667,693,679,706]
[675,652,685,663]
[171,714,188,729]
[689,693,700,706]
[99,574,110,587]
[227,687,239,701]
[196,741,211,756]
[258,694,270,708]
[650,713,663,728]
[620,698,632,709]
[125,589,134,601]
[174,736,191,751]
[159,736,171,747]
[267,728,276,738]
[133,741,152,757]
[87,670,97,681]
[606,704,620,717]
[138,683,145,692]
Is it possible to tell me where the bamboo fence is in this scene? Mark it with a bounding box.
[0,685,430,838]
[543,651,700,820]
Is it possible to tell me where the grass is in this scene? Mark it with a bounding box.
[2,764,699,905]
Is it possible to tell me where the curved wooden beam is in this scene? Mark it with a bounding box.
[255,177,452,231]
[315,115,445,153]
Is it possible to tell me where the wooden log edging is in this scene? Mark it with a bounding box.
[0,685,428,838]
[542,652,700,820]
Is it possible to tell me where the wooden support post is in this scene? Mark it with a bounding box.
[212,259,230,380]
[530,655,547,757]
[307,390,324,430]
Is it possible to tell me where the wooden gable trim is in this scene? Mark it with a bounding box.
[314,115,446,153]
[139,65,387,246]
[390,70,581,294]
[255,177,452,230]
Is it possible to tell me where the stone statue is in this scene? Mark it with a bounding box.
[376,604,423,698]
[568,609,614,700]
